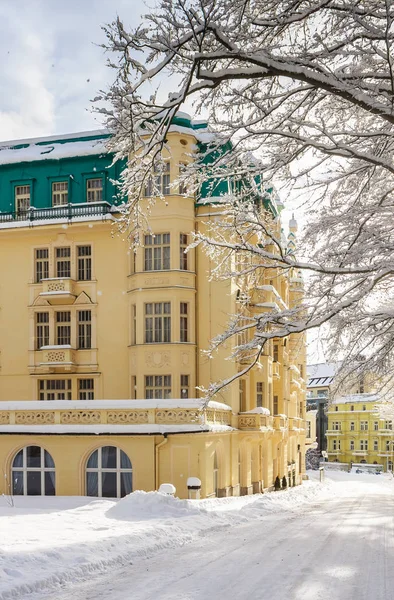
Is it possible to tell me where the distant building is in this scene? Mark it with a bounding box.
[307,363,337,451]
[327,393,394,471]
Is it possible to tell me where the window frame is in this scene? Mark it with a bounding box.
[77,245,92,281]
[86,177,104,203]
[145,375,172,399]
[78,378,94,400]
[145,302,171,343]
[11,446,55,496]
[34,248,49,283]
[38,379,72,401]
[55,246,71,279]
[144,233,171,271]
[86,446,132,498]
[13,181,32,214]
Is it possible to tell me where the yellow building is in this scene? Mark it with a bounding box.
[0,115,307,499]
[327,393,394,471]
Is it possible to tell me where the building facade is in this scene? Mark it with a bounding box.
[307,363,337,451]
[0,116,307,499]
[327,393,394,471]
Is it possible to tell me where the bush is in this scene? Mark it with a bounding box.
[274,476,281,491]
[282,476,287,489]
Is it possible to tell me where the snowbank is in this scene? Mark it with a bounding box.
[106,490,206,521]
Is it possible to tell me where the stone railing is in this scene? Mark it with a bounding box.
[237,413,274,430]
[0,401,232,428]
[288,417,306,431]
[274,415,287,430]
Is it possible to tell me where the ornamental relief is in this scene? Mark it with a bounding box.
[205,409,215,423]
[47,351,66,362]
[238,416,258,429]
[107,411,149,424]
[0,412,10,424]
[145,352,171,368]
[144,277,170,286]
[47,281,66,292]
[15,411,55,425]
[60,410,101,424]
[156,409,202,424]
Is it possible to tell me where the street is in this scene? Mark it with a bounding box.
[34,485,394,600]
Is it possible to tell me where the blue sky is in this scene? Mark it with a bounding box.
[0,0,146,140]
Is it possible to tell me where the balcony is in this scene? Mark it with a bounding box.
[39,346,76,370]
[237,413,274,430]
[274,415,287,430]
[0,202,116,227]
[326,429,343,435]
[40,278,76,304]
[352,450,368,456]
[289,417,306,431]
[0,400,232,430]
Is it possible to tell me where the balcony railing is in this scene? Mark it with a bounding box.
[237,413,274,430]
[0,202,116,223]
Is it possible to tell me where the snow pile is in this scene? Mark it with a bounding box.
[106,490,206,521]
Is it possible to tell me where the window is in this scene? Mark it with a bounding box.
[374,440,378,451]
[77,246,92,281]
[56,311,71,345]
[52,181,68,206]
[256,382,264,408]
[273,395,279,415]
[333,439,340,450]
[35,249,49,282]
[180,302,188,342]
[360,421,368,431]
[144,234,170,271]
[131,305,137,345]
[78,379,94,400]
[78,310,91,349]
[12,446,55,496]
[213,451,219,497]
[145,375,171,399]
[180,234,188,270]
[86,446,132,498]
[332,422,341,431]
[350,405,354,411]
[374,421,379,431]
[144,162,170,196]
[179,163,187,195]
[39,379,71,400]
[350,422,355,431]
[385,420,393,430]
[15,185,30,213]
[386,440,392,451]
[87,178,103,202]
[239,379,246,412]
[273,344,279,363]
[335,406,339,411]
[36,312,49,349]
[131,376,137,400]
[350,440,355,451]
[362,405,366,411]
[145,302,171,343]
[317,390,327,397]
[55,247,71,278]
[360,440,368,451]
[181,375,189,399]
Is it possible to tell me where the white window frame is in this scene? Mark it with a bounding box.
[86,178,103,202]
[52,181,68,206]
[86,446,132,498]
[15,185,31,213]
[11,446,55,496]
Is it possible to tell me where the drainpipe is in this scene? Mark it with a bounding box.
[155,433,169,490]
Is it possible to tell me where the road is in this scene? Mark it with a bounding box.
[33,489,394,600]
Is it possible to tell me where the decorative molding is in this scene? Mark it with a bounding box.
[107,411,149,424]
[0,412,10,424]
[145,351,171,368]
[15,411,55,425]
[60,410,101,424]
[156,409,201,424]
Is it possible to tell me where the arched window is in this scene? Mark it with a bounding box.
[213,451,219,497]
[12,446,55,495]
[86,446,132,498]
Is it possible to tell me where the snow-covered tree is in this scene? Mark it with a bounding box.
[99,0,394,397]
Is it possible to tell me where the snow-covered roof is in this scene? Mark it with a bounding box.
[0,130,110,166]
[307,362,338,388]
[331,392,380,405]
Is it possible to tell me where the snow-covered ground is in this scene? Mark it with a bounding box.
[1,471,393,600]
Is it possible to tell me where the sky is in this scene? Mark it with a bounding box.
[0,0,147,141]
